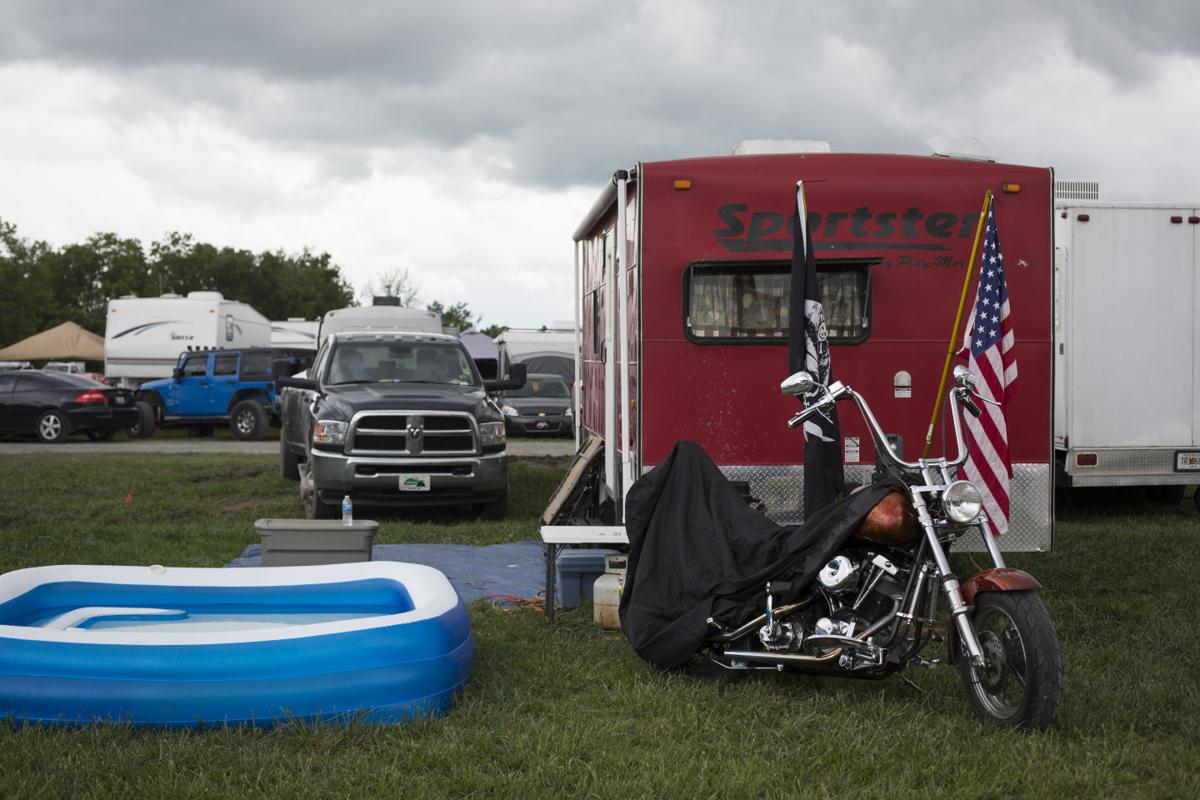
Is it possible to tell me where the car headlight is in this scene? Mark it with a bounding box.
[479,421,506,447]
[564,407,573,417]
[944,480,983,523]
[501,405,518,417]
[312,419,348,446]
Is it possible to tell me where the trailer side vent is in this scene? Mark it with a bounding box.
[1054,180,1101,201]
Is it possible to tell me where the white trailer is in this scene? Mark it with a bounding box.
[317,298,442,346]
[1054,202,1200,497]
[270,318,320,350]
[494,322,575,359]
[104,292,271,387]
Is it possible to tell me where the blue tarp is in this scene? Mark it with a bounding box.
[227,541,546,604]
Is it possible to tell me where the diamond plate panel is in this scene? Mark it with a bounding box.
[706,462,1051,552]
[1066,447,1200,487]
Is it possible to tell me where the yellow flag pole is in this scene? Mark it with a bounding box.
[921,188,993,458]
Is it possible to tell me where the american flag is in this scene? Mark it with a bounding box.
[960,198,1018,534]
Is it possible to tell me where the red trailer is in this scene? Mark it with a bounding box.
[563,148,1053,551]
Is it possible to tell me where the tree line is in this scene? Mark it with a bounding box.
[0,220,356,347]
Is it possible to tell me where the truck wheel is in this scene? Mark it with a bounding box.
[301,464,339,519]
[36,410,70,443]
[477,488,509,520]
[280,437,301,481]
[127,401,156,439]
[230,400,267,441]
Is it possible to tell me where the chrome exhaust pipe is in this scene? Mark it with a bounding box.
[722,647,843,666]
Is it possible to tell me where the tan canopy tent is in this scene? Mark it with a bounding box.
[0,321,105,362]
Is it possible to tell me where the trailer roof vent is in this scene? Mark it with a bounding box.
[731,139,832,155]
[372,296,402,307]
[926,134,993,162]
[1054,180,1101,201]
[186,291,224,301]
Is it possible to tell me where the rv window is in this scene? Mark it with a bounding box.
[181,354,209,377]
[685,262,870,344]
[213,354,238,376]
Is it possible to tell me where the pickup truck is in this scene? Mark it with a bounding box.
[137,347,312,439]
[277,331,525,519]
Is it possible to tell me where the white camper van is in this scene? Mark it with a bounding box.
[270,318,320,350]
[105,292,271,388]
[317,297,443,345]
[1054,202,1200,504]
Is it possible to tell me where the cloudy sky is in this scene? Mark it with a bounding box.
[0,1,1196,328]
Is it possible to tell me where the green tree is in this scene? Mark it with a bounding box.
[427,300,477,333]
[480,323,508,339]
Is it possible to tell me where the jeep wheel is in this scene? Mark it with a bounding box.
[231,400,267,441]
[477,488,509,520]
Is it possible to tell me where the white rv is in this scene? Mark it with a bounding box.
[104,292,271,387]
[317,298,442,346]
[495,322,576,387]
[1054,201,1200,501]
[270,318,320,350]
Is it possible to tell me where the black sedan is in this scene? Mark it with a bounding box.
[499,373,574,436]
[0,370,140,442]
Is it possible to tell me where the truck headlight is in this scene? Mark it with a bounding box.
[501,405,518,417]
[312,419,348,446]
[944,480,983,523]
[479,421,506,447]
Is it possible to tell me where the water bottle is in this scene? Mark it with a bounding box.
[342,495,353,526]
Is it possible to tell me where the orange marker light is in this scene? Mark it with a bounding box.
[672,180,692,190]
[1001,183,1021,193]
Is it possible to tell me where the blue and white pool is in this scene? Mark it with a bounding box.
[0,562,474,727]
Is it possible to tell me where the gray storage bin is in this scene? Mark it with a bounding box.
[255,518,379,566]
[555,549,615,609]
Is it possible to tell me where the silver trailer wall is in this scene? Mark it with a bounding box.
[1055,203,1200,487]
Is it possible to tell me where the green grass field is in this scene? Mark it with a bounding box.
[0,454,1197,799]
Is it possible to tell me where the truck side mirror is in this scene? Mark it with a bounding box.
[271,358,292,380]
[484,362,526,393]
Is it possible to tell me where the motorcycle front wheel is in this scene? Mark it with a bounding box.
[957,590,1062,730]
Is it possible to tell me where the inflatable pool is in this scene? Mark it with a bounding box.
[0,562,474,727]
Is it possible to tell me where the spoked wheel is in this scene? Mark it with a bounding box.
[957,591,1061,731]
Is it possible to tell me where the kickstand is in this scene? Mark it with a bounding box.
[899,674,927,694]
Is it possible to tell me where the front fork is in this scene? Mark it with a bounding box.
[910,492,987,667]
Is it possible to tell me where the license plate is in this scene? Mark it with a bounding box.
[1176,452,1200,472]
[112,396,127,405]
[536,421,548,429]
[398,474,431,492]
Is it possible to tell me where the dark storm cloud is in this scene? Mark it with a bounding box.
[1,0,1194,188]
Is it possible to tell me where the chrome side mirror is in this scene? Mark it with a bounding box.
[780,371,816,397]
[952,365,976,388]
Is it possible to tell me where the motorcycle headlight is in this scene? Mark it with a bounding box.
[312,419,348,446]
[944,480,983,523]
[479,421,506,447]
[501,404,519,417]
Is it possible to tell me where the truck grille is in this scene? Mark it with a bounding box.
[349,412,477,456]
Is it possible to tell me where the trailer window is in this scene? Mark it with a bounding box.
[685,262,870,344]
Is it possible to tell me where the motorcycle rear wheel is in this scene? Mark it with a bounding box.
[957,591,1061,731]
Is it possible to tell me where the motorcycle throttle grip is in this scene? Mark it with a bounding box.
[959,392,983,418]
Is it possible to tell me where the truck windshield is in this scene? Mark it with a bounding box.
[327,341,480,387]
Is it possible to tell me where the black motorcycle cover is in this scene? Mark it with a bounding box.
[618,440,895,669]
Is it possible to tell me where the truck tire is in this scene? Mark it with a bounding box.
[301,463,339,520]
[230,400,267,441]
[127,401,156,439]
[477,488,509,520]
[280,437,301,481]
[36,410,70,443]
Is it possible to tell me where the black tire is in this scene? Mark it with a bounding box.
[36,410,69,443]
[477,488,509,520]
[302,464,339,520]
[86,429,116,442]
[230,400,267,441]
[280,436,301,481]
[957,591,1061,731]
[1146,485,1185,506]
[127,401,156,439]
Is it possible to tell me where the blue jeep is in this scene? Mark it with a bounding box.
[138,348,311,440]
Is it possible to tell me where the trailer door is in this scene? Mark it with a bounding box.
[1069,207,1195,448]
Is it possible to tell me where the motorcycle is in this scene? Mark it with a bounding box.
[691,365,1062,730]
